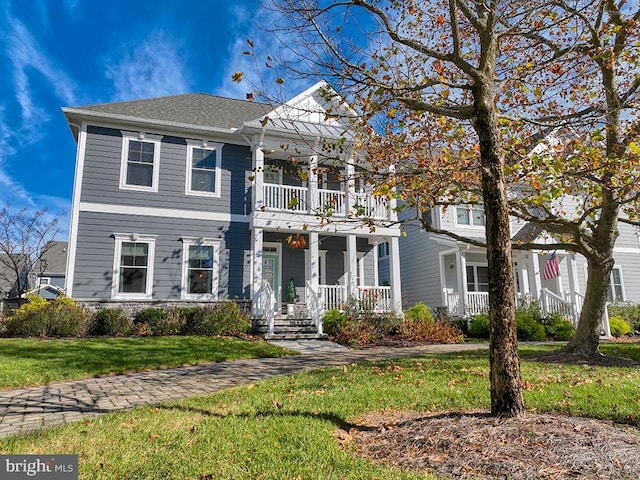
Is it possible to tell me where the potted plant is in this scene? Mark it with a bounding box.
[286,277,297,317]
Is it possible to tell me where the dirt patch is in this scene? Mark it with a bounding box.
[341,410,640,479]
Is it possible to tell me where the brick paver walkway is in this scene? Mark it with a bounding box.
[0,343,487,438]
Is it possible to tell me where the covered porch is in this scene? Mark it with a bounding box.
[250,229,402,337]
[440,247,586,325]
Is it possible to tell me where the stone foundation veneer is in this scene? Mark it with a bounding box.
[77,299,252,319]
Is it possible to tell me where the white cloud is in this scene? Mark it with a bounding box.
[6,17,77,129]
[105,32,190,101]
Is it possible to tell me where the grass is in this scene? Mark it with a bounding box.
[0,336,295,390]
[2,343,640,479]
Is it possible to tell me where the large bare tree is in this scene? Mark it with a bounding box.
[0,205,62,298]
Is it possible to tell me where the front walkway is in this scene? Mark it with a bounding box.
[0,342,488,438]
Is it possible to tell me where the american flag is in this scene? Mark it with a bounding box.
[543,252,560,280]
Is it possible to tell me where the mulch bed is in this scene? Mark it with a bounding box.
[339,410,640,479]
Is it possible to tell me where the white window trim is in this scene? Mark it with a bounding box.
[185,140,223,197]
[180,236,220,300]
[454,205,485,228]
[119,131,162,192]
[609,265,626,302]
[111,233,157,300]
[38,277,51,286]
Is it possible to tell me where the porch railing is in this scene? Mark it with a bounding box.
[357,286,391,313]
[263,183,308,212]
[466,292,490,316]
[261,183,389,219]
[319,285,347,311]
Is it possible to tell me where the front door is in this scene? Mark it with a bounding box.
[262,244,281,312]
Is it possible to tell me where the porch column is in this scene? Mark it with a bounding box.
[530,252,542,302]
[389,236,403,315]
[309,231,321,333]
[308,154,318,213]
[252,138,265,210]
[347,234,358,299]
[456,250,467,316]
[520,256,531,296]
[251,227,264,316]
[567,253,581,325]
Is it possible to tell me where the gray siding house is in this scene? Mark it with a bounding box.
[63,82,402,335]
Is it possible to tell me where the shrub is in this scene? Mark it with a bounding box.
[184,301,250,336]
[90,308,133,336]
[332,315,381,346]
[516,315,546,341]
[404,302,434,324]
[609,315,632,337]
[322,308,346,337]
[4,295,89,337]
[468,314,490,339]
[544,315,575,341]
[608,303,640,332]
[399,317,463,343]
[134,307,174,336]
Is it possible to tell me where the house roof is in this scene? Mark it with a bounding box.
[511,223,545,244]
[64,93,272,132]
[37,241,68,275]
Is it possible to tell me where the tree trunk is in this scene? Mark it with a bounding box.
[473,80,524,417]
[562,253,614,356]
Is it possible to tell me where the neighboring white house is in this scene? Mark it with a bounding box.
[398,202,639,328]
[63,81,402,338]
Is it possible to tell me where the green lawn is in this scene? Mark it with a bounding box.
[0,336,295,389]
[2,343,639,479]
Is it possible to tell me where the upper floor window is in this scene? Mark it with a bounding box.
[119,132,162,192]
[456,205,485,227]
[181,237,219,299]
[378,242,389,258]
[608,266,625,303]
[111,233,157,299]
[186,140,223,197]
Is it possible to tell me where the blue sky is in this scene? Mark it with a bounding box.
[0,0,301,239]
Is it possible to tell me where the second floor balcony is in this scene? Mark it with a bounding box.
[260,182,392,221]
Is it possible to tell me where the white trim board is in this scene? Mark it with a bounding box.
[79,202,250,223]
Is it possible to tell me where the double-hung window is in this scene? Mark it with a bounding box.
[456,205,485,227]
[466,265,489,292]
[112,233,156,299]
[186,140,223,197]
[181,237,219,299]
[608,266,625,302]
[119,132,161,191]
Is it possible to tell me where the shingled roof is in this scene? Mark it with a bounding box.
[66,93,271,131]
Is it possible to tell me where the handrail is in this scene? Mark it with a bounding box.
[261,281,275,335]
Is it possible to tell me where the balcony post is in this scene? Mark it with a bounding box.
[308,154,318,214]
[252,137,265,211]
[345,158,355,216]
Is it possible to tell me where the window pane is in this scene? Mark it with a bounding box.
[472,207,485,226]
[189,269,212,294]
[120,267,147,293]
[477,267,489,292]
[128,141,154,164]
[127,163,153,186]
[466,265,476,292]
[457,207,470,225]
[121,243,148,266]
[189,246,213,268]
[191,169,216,192]
[192,148,216,169]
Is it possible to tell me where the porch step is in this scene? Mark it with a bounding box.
[252,318,326,340]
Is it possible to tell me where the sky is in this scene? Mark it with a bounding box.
[0,0,303,240]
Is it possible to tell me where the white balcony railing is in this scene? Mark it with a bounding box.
[261,183,389,219]
[319,285,347,311]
